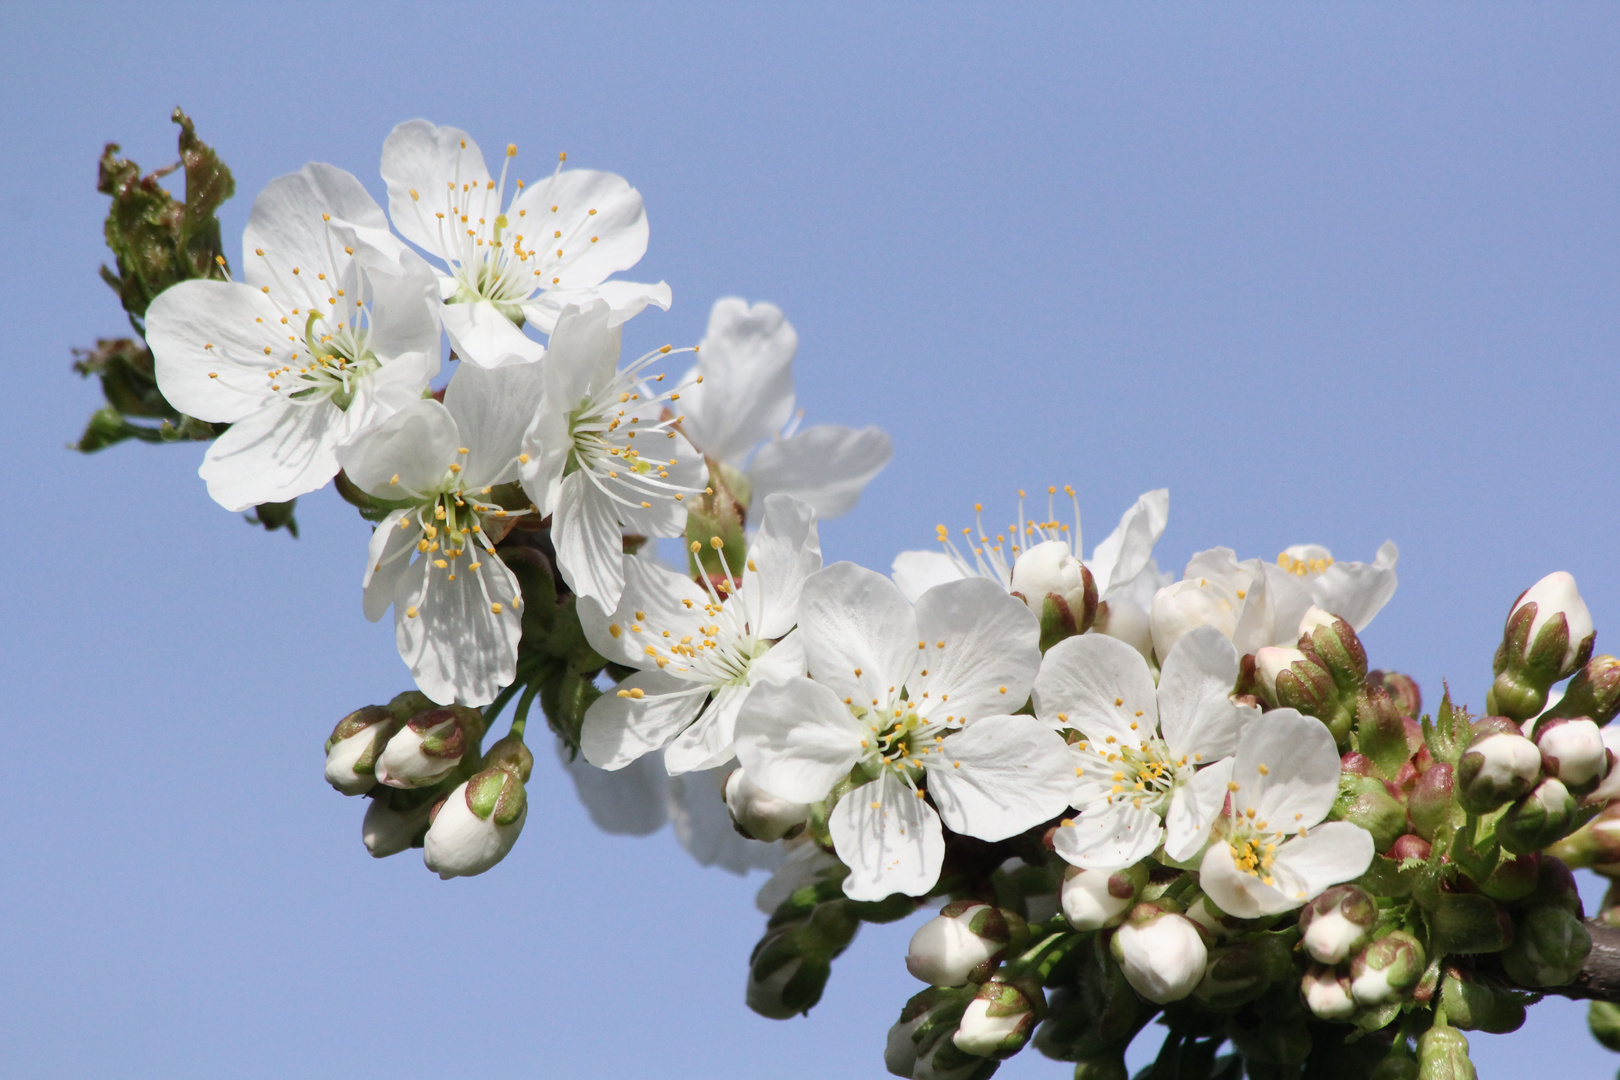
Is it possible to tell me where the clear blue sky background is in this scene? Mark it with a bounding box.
[3,4,1618,1077]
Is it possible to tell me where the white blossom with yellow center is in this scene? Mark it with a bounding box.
[147,163,440,512]
[336,361,545,707]
[734,564,1073,901]
[1033,626,1254,871]
[380,120,670,369]
[577,494,823,775]
[1198,707,1374,918]
[519,301,707,612]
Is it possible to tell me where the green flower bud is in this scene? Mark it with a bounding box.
[1416,1025,1475,1080]
[1357,685,1414,782]
[1072,1054,1130,1080]
[1588,1000,1620,1053]
[1370,1053,1421,1080]
[1489,572,1596,722]
[1406,762,1455,842]
[1477,851,1540,904]
[1349,930,1426,1007]
[1547,803,1620,874]
[953,976,1044,1059]
[1427,893,1514,955]
[1368,669,1423,719]
[1263,648,1354,745]
[1497,777,1580,854]
[1500,904,1591,987]
[886,987,969,1077]
[324,705,397,795]
[747,900,860,1020]
[1301,614,1369,694]
[1455,732,1542,815]
[913,1030,999,1080]
[1326,773,1406,853]
[1545,654,1620,727]
[1194,934,1294,1009]
[1033,940,1143,1061]
[1440,969,1526,1034]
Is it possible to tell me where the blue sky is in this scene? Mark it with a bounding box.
[2,3,1618,1076]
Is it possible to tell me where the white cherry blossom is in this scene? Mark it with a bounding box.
[1035,626,1254,871]
[734,564,1073,901]
[1150,542,1399,661]
[147,163,440,511]
[380,119,670,368]
[577,493,823,774]
[676,298,892,518]
[1198,707,1375,918]
[518,301,707,611]
[336,361,545,706]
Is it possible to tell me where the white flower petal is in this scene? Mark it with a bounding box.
[552,470,627,611]
[1088,488,1169,597]
[1052,800,1164,871]
[1310,542,1399,632]
[364,510,419,622]
[891,550,967,603]
[146,280,282,423]
[391,550,522,706]
[577,558,708,668]
[336,399,459,499]
[380,120,491,262]
[747,424,893,519]
[540,300,621,407]
[440,298,544,368]
[739,494,822,640]
[557,738,669,836]
[1231,708,1341,828]
[1032,633,1158,745]
[442,359,549,488]
[1156,625,1246,760]
[1162,758,1235,863]
[798,562,919,706]
[734,677,866,804]
[1197,833,1292,918]
[665,683,751,775]
[924,715,1074,841]
[520,279,672,336]
[242,163,390,285]
[679,297,799,465]
[507,168,651,289]
[1269,822,1376,906]
[911,579,1040,723]
[748,630,807,686]
[1232,563,1315,654]
[579,668,708,769]
[831,771,946,901]
[667,765,782,874]
[199,397,347,511]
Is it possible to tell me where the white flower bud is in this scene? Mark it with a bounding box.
[1456,733,1543,812]
[376,707,472,789]
[1150,578,1238,661]
[952,998,1023,1057]
[1011,540,1088,612]
[323,705,396,795]
[725,767,808,842]
[1302,964,1357,1021]
[1297,605,1338,638]
[1515,571,1595,673]
[884,1013,927,1077]
[1535,717,1610,790]
[1303,910,1366,966]
[1097,594,1154,661]
[361,794,432,858]
[423,770,527,880]
[1060,865,1137,931]
[1254,646,1308,702]
[906,902,1016,987]
[1113,910,1207,1004]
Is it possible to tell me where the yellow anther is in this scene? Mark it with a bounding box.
[406,606,419,618]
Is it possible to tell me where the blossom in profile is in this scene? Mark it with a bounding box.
[380,119,669,367]
[147,162,440,511]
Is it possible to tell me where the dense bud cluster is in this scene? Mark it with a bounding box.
[78,110,1620,1079]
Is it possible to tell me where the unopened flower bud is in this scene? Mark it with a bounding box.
[1477,850,1540,903]
[953,976,1044,1058]
[1589,1001,1620,1053]
[1194,934,1292,1009]
[1455,733,1542,814]
[423,767,527,879]
[907,901,1027,987]
[885,988,961,1078]
[1440,969,1526,1034]
[376,706,481,789]
[1111,904,1207,1004]
[1499,903,1591,987]
[1011,540,1097,648]
[1546,655,1620,727]
[1299,884,1378,965]
[1300,614,1369,693]
[1407,763,1455,841]
[747,936,832,1021]
[480,733,534,781]
[1349,929,1425,1007]
[1356,686,1413,781]
[1094,595,1153,662]
[324,705,397,795]
[1254,646,1309,705]
[1533,716,1610,795]
[1060,863,1145,931]
[1333,774,1408,852]
[1265,647,1353,744]
[1368,670,1422,719]
[1547,802,1620,873]
[1301,963,1357,1021]
[725,767,809,842]
[1490,571,1596,721]
[1150,578,1238,661]
[361,788,433,857]
[1427,892,1514,955]
[1370,1053,1420,1080]
[912,1035,998,1080]
[1497,777,1579,854]
[1389,834,1432,863]
[1072,1055,1130,1080]
[1416,1024,1476,1080]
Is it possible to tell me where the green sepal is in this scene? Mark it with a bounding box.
[244,498,299,537]
[1421,688,1472,767]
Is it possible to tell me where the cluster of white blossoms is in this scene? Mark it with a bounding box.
[119,117,1620,1080]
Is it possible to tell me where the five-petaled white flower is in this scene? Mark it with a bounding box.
[380,120,670,368]
[577,493,823,774]
[147,163,440,512]
[1150,542,1399,661]
[1197,707,1375,918]
[336,361,545,706]
[1035,626,1255,871]
[734,564,1074,901]
[518,301,707,612]
[676,298,892,519]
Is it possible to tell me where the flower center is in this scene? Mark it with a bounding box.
[563,346,703,512]
[931,484,1082,589]
[1220,815,1288,888]
[1076,733,1189,815]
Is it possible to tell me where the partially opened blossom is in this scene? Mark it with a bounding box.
[1198,707,1375,918]
[336,361,545,705]
[518,301,707,610]
[1034,626,1253,870]
[891,488,1170,658]
[147,162,440,511]
[734,564,1073,901]
[1150,542,1399,661]
[577,493,822,774]
[380,120,669,367]
[677,298,892,518]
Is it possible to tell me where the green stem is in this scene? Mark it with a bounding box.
[510,679,543,740]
